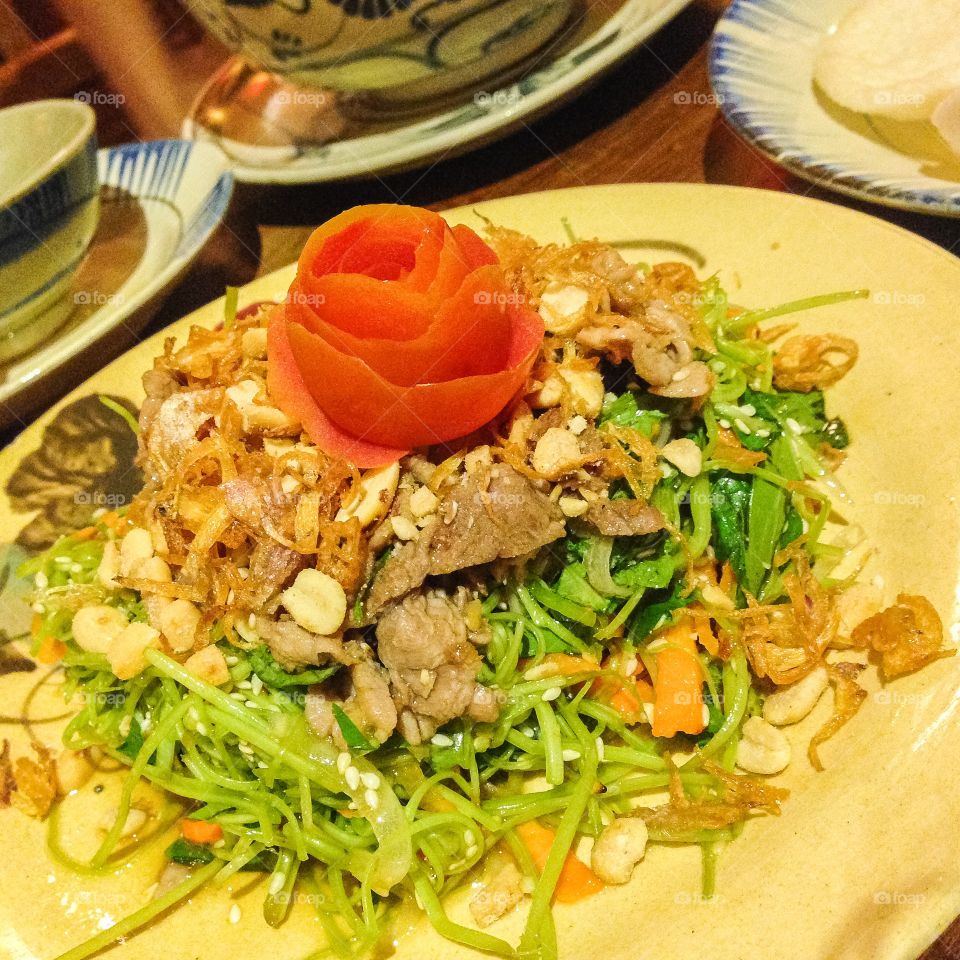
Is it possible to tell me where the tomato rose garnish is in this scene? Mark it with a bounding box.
[266,204,544,467]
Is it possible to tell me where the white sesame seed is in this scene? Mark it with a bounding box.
[225,655,239,666]
[238,567,250,580]
[238,742,254,756]
[195,722,208,737]
[364,788,380,810]
[31,603,45,614]
[347,800,358,810]
[230,692,246,701]
[431,733,453,747]
[245,700,259,709]
[188,707,200,724]
[250,674,263,696]
[785,417,806,435]
[541,687,561,702]
[419,668,432,686]
[718,418,731,429]
[465,844,480,858]
[464,829,476,846]
[257,760,268,769]
[214,839,225,849]
[521,877,536,894]
[739,404,756,416]
[622,656,638,675]
[360,772,380,790]
[702,704,711,725]
[595,737,605,761]
[70,564,83,575]
[237,680,252,690]
[756,428,771,438]
[54,555,71,564]
[226,589,235,605]
[248,613,256,628]
[268,873,285,897]
[337,752,351,775]
[34,572,48,590]
[229,904,242,924]
[345,766,361,791]
[734,418,752,435]
[561,749,581,762]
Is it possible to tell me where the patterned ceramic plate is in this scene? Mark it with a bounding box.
[709,0,960,216]
[182,0,692,184]
[1,184,959,960]
[0,139,233,432]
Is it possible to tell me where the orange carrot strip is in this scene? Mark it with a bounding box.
[36,637,66,665]
[181,819,223,845]
[651,623,706,738]
[516,820,604,903]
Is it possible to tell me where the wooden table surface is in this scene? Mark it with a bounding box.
[17,0,960,953]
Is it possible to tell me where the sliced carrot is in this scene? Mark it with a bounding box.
[181,819,223,845]
[30,613,42,637]
[516,820,604,904]
[650,623,706,738]
[36,636,66,664]
[71,526,98,542]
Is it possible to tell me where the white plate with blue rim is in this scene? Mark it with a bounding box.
[0,139,233,432]
[182,0,693,184]
[709,0,960,217]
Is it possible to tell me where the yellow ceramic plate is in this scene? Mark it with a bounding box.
[1,184,959,960]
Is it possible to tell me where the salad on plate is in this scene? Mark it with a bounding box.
[4,203,952,960]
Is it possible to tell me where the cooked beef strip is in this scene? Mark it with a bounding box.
[582,499,665,537]
[305,660,397,746]
[256,616,356,669]
[375,592,499,744]
[364,463,565,617]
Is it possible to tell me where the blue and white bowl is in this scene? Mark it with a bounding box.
[0,99,99,362]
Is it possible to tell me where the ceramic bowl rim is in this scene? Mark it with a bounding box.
[0,99,97,210]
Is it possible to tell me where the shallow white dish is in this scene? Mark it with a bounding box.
[0,139,233,432]
[709,0,960,216]
[182,0,692,185]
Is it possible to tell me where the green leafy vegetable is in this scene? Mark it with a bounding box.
[248,645,340,689]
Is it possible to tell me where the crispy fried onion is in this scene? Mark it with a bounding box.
[772,334,858,392]
[598,423,660,501]
[639,757,788,839]
[850,594,952,680]
[0,740,57,818]
[808,661,868,772]
[710,427,767,470]
[736,550,839,686]
[127,311,363,642]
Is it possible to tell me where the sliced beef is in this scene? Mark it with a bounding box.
[256,616,355,669]
[582,499,665,537]
[365,463,565,617]
[376,592,499,744]
[247,541,309,608]
[305,660,397,746]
